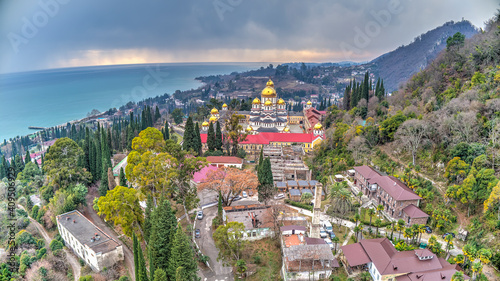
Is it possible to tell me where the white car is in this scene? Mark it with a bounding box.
[274,193,285,200]
[196,210,203,220]
[324,238,334,249]
[242,191,248,198]
[320,227,328,238]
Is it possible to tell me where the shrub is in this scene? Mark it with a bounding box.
[79,275,93,281]
[118,277,129,281]
[49,239,64,252]
[31,205,39,218]
[284,199,313,211]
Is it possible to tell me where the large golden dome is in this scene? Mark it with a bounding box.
[314,123,323,130]
[252,97,261,104]
[211,108,219,114]
[261,79,276,97]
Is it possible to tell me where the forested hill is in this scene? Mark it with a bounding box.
[371,20,478,92]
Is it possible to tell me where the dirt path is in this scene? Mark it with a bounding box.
[83,185,135,281]
[19,205,81,281]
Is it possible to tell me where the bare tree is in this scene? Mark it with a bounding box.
[395,119,429,166]
[347,136,370,163]
[488,119,500,170]
[452,111,479,143]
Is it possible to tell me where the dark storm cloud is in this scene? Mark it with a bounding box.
[0,0,497,73]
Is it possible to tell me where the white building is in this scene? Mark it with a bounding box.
[56,210,123,272]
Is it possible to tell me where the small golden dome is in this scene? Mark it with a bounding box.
[314,123,323,130]
[266,79,274,88]
[202,121,209,126]
[307,100,312,105]
[264,100,273,106]
[222,103,228,108]
[277,98,285,105]
[209,116,217,122]
[283,127,290,132]
[211,108,219,114]
[252,97,261,104]
[246,125,253,132]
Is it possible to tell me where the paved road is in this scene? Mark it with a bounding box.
[195,206,233,281]
[83,186,135,281]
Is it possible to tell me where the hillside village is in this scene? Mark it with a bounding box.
[1,13,500,281]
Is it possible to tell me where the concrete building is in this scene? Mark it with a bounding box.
[222,204,274,240]
[56,210,123,272]
[341,238,469,281]
[353,165,428,225]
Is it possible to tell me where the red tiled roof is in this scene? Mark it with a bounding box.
[403,204,429,218]
[201,132,322,145]
[206,156,243,164]
[368,176,421,201]
[353,165,381,180]
[341,243,371,266]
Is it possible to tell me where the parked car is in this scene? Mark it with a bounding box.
[442,232,456,239]
[322,221,333,233]
[323,238,334,249]
[274,193,285,200]
[242,191,248,198]
[320,227,328,239]
[195,229,201,238]
[425,226,432,234]
[329,231,336,239]
[196,210,203,220]
[233,195,242,201]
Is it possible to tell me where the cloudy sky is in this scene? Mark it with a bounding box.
[0,0,497,73]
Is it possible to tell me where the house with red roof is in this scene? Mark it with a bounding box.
[353,165,428,225]
[206,156,243,168]
[341,238,469,281]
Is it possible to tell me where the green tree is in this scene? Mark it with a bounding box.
[367,208,376,229]
[149,199,178,277]
[207,122,216,151]
[144,194,153,243]
[171,108,183,125]
[167,225,199,280]
[97,185,144,238]
[153,268,167,281]
[224,113,247,156]
[446,32,465,50]
[164,121,170,140]
[138,242,149,281]
[213,222,247,264]
[133,233,139,281]
[258,157,274,203]
[183,117,195,152]
[43,138,91,189]
[194,122,202,156]
[119,167,127,187]
[444,157,469,184]
[215,121,223,151]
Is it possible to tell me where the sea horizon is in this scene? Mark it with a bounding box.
[0,62,269,142]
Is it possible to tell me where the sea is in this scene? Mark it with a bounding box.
[0,62,268,142]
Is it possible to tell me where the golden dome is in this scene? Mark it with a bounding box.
[202,121,209,126]
[266,79,274,87]
[261,79,276,97]
[252,97,261,104]
[277,98,285,105]
[314,123,323,130]
[211,108,219,114]
[283,127,290,132]
[222,103,228,108]
[246,125,253,132]
[307,100,312,105]
[209,116,217,122]
[264,100,273,106]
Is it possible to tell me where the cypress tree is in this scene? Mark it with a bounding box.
[215,121,223,151]
[167,225,198,280]
[258,157,274,203]
[380,79,385,98]
[194,122,202,156]
[133,233,139,281]
[107,167,116,190]
[154,106,161,123]
[182,117,194,152]
[25,151,31,164]
[95,136,102,180]
[119,167,127,187]
[149,199,178,278]
[138,244,149,281]
[375,78,381,99]
[164,121,170,140]
[144,194,153,243]
[99,161,109,196]
[207,122,216,151]
[0,160,4,180]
